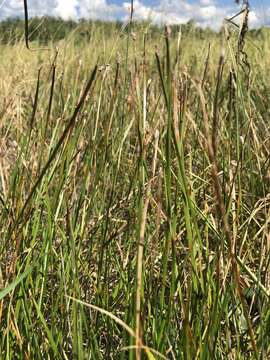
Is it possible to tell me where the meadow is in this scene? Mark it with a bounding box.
[0,17,269,359]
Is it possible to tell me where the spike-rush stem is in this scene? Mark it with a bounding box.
[23,0,30,49]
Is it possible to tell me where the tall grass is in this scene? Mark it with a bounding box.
[0,20,269,359]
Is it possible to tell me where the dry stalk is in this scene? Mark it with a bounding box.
[196,51,258,355]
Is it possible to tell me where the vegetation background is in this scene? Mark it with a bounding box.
[0,11,269,360]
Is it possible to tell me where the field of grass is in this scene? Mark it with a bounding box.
[0,20,269,359]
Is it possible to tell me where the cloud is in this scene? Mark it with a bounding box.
[200,0,214,5]
[0,0,268,29]
[249,10,260,28]
[76,0,122,21]
[248,7,270,28]
[126,0,235,29]
[55,0,79,20]
[0,0,58,19]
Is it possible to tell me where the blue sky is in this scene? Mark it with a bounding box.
[0,0,269,29]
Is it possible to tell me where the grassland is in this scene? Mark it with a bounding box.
[0,20,269,359]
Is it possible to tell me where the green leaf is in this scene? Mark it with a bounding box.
[0,266,33,300]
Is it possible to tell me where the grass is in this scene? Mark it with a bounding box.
[0,19,269,359]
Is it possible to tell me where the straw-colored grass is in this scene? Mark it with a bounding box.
[0,21,269,359]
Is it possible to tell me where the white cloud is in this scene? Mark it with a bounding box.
[76,0,122,21]
[199,5,218,20]
[0,0,268,29]
[55,0,79,20]
[249,10,260,28]
[200,0,214,5]
[251,7,270,27]
[120,0,241,29]
[0,0,58,19]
